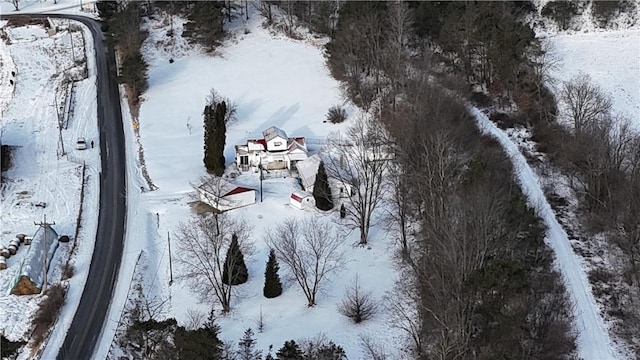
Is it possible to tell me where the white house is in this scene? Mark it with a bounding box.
[197,179,256,212]
[295,154,352,198]
[290,191,315,210]
[235,126,308,171]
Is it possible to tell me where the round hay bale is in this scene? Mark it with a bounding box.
[24,236,33,245]
[9,239,20,248]
[16,233,26,242]
[58,235,70,243]
[0,248,9,258]
[0,257,6,270]
[8,244,17,255]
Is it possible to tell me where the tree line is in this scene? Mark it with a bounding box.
[319,1,577,358]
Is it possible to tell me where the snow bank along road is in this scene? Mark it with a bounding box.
[0,14,128,359]
[471,108,618,360]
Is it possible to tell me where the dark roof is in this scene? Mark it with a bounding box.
[224,186,255,196]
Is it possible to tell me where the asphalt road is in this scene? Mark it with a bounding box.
[53,16,126,360]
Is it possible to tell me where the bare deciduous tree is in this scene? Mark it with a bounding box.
[193,175,233,211]
[384,0,413,111]
[561,74,612,134]
[184,308,206,330]
[206,88,238,125]
[325,116,389,245]
[338,274,378,323]
[267,217,345,306]
[529,40,560,101]
[384,162,412,258]
[254,0,273,24]
[175,213,252,313]
[10,0,19,11]
[358,335,388,360]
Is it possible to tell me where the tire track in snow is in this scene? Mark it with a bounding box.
[470,107,617,360]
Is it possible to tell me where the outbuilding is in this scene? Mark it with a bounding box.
[290,191,315,210]
[197,179,257,212]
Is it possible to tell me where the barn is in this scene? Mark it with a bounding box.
[197,179,257,212]
[290,191,315,210]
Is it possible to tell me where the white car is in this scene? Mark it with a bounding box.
[76,137,87,150]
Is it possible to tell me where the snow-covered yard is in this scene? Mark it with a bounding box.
[97,10,405,360]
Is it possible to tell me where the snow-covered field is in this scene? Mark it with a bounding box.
[0,17,100,359]
[546,29,640,128]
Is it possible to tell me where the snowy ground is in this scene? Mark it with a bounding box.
[2,2,634,358]
[97,9,405,360]
[0,18,100,359]
[0,0,98,17]
[472,108,622,360]
[545,29,640,128]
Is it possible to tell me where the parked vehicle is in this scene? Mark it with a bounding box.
[76,137,87,150]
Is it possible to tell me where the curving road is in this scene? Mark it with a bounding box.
[54,16,126,360]
[0,14,128,359]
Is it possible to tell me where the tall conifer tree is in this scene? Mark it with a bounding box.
[263,249,283,298]
[222,234,248,285]
[313,161,334,210]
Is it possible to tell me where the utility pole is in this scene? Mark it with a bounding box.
[69,20,76,63]
[35,214,55,293]
[54,96,65,158]
[167,231,173,286]
[259,164,263,202]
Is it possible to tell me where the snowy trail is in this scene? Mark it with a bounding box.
[471,107,617,360]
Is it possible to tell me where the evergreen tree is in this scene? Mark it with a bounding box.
[265,345,275,360]
[203,101,227,175]
[222,234,248,285]
[276,340,304,360]
[184,1,226,51]
[263,249,283,298]
[118,50,149,101]
[237,328,262,360]
[212,101,227,176]
[306,341,347,360]
[174,326,222,360]
[313,161,333,210]
[203,104,215,171]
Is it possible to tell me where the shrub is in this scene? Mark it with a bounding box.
[541,1,583,30]
[62,263,75,280]
[326,106,347,124]
[1,335,26,359]
[32,284,66,344]
[276,340,304,360]
[337,275,378,323]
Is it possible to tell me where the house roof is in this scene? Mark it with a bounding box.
[291,190,311,203]
[199,178,255,197]
[296,154,321,191]
[263,126,288,142]
[287,137,307,153]
[224,186,255,196]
